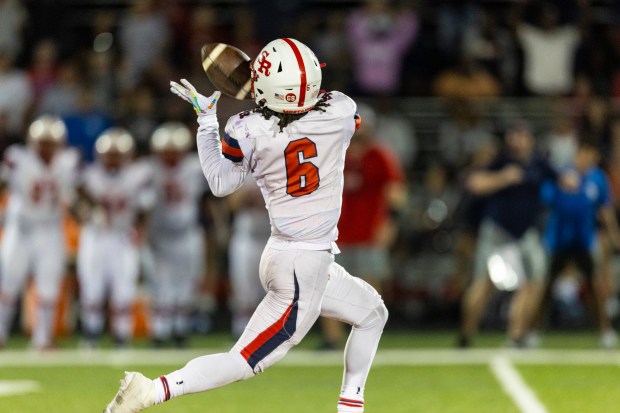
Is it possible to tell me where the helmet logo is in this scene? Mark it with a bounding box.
[257,51,272,76]
[285,93,296,102]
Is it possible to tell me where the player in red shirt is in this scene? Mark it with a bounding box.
[322,105,406,349]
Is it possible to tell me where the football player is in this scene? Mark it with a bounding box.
[105,38,387,413]
[144,122,209,347]
[0,115,79,350]
[76,128,155,348]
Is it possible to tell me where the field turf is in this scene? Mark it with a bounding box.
[0,331,617,413]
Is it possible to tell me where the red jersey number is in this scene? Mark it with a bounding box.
[284,138,319,197]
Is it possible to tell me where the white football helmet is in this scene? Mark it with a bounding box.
[28,115,67,144]
[150,122,192,152]
[251,38,322,114]
[95,127,135,156]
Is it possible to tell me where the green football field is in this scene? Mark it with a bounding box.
[0,331,618,413]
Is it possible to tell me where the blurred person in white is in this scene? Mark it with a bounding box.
[346,0,418,96]
[373,96,417,173]
[0,47,32,137]
[0,0,28,58]
[543,114,578,172]
[227,176,271,339]
[517,2,581,96]
[119,0,170,89]
[437,99,495,169]
[76,128,155,348]
[0,116,79,350]
[143,122,209,348]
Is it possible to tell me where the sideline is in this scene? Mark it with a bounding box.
[0,380,39,397]
[0,348,617,367]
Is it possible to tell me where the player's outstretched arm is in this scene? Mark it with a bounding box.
[170,79,247,197]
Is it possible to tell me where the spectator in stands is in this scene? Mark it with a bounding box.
[458,119,555,348]
[122,82,160,156]
[86,51,117,116]
[462,8,518,94]
[0,0,28,59]
[436,0,480,62]
[310,12,351,93]
[27,39,60,107]
[437,99,496,169]
[37,60,81,117]
[63,86,113,163]
[373,96,418,175]
[544,114,578,172]
[346,0,418,96]
[0,46,32,138]
[540,140,620,348]
[433,53,502,100]
[321,104,406,348]
[119,0,170,89]
[516,3,581,96]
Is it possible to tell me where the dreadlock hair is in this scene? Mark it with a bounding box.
[253,93,331,132]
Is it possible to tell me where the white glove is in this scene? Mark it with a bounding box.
[170,79,221,115]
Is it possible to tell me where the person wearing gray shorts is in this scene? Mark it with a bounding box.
[458,120,555,348]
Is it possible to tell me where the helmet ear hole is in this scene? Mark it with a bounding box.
[256,88,264,94]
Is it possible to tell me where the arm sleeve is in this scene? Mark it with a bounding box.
[196,113,248,197]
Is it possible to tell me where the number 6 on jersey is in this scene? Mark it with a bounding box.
[284,137,319,197]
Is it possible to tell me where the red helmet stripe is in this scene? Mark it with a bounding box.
[281,38,306,108]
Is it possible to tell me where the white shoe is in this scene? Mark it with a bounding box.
[104,371,155,413]
[600,329,618,349]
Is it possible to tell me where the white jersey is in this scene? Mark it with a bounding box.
[146,154,208,235]
[2,145,79,226]
[197,91,358,251]
[80,161,155,232]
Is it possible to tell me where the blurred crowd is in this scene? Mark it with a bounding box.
[2,0,620,349]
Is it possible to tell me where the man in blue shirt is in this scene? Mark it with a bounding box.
[540,140,620,347]
[459,120,555,348]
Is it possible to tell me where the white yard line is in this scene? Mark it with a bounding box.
[0,348,618,367]
[0,380,39,397]
[490,356,548,413]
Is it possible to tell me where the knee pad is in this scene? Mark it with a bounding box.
[358,302,388,330]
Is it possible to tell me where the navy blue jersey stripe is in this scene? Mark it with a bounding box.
[223,152,243,163]
[223,132,241,149]
[246,273,299,369]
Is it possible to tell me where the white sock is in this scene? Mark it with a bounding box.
[81,303,104,339]
[153,351,253,403]
[151,307,173,341]
[113,306,133,342]
[32,301,55,348]
[338,385,364,412]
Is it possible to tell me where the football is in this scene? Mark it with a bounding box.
[201,43,252,101]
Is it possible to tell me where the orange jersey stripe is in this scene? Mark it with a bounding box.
[221,139,243,158]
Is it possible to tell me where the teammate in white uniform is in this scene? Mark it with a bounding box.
[105,38,387,413]
[145,122,208,347]
[77,128,155,347]
[227,175,271,338]
[0,115,79,350]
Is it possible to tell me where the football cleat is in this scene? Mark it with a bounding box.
[104,371,154,413]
